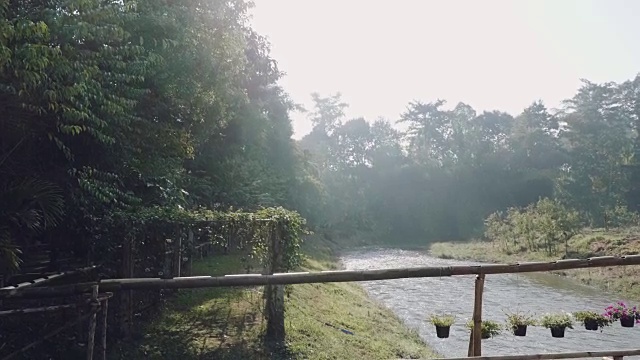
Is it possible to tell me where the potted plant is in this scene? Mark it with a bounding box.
[540,313,573,338]
[466,320,501,339]
[603,302,640,328]
[573,311,611,331]
[429,314,455,338]
[505,312,536,336]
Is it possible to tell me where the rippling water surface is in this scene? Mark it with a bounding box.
[339,248,640,359]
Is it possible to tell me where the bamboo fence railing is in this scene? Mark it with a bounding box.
[3,254,640,358]
[2,255,639,299]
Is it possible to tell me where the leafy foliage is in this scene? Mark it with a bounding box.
[484,198,582,255]
[505,313,537,329]
[540,313,574,329]
[428,314,455,327]
[573,311,611,328]
[465,320,502,338]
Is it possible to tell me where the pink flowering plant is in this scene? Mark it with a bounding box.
[602,302,640,323]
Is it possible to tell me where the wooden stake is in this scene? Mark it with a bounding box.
[185,229,194,276]
[173,235,182,278]
[472,273,485,356]
[265,222,285,344]
[99,299,109,360]
[119,237,133,338]
[163,239,172,279]
[86,285,99,360]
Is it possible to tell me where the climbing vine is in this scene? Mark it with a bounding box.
[102,205,306,273]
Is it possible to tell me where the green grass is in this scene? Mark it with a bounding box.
[110,242,438,359]
[430,227,640,301]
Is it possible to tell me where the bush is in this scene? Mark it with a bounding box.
[484,198,583,255]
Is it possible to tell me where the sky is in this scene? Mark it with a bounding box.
[249,0,640,139]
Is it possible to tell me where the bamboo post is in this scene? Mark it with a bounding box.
[265,222,285,344]
[163,239,172,279]
[119,237,133,338]
[472,273,485,356]
[86,285,99,360]
[185,229,194,276]
[99,299,109,360]
[173,235,182,278]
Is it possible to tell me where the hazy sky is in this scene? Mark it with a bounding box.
[250,0,640,138]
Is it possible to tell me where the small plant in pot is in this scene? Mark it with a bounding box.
[573,311,611,331]
[505,312,536,336]
[603,302,640,328]
[466,320,501,339]
[429,314,455,338]
[541,313,573,338]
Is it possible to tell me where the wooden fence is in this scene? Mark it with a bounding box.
[2,254,640,359]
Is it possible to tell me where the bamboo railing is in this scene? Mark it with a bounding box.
[3,254,640,358]
[426,348,640,360]
[2,255,640,299]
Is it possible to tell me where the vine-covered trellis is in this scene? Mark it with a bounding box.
[0,206,306,358]
[98,206,306,343]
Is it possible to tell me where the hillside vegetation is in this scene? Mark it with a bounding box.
[432,197,640,299]
[111,250,438,360]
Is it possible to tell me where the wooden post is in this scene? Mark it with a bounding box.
[119,237,133,338]
[163,239,172,279]
[173,235,182,278]
[185,229,194,276]
[99,299,108,360]
[86,285,99,360]
[472,273,485,356]
[265,222,285,345]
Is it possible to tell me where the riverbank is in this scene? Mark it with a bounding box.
[430,227,640,301]
[109,239,437,359]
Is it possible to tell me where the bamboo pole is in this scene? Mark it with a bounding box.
[4,255,640,298]
[428,348,640,360]
[265,223,285,344]
[0,266,98,290]
[472,274,485,356]
[99,299,108,360]
[173,236,182,278]
[119,237,133,338]
[86,285,99,360]
[0,293,113,316]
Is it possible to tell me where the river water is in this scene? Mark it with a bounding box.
[340,248,640,359]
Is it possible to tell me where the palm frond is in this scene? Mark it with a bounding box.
[0,227,22,273]
[0,178,65,231]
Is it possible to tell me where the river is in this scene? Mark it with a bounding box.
[340,248,640,359]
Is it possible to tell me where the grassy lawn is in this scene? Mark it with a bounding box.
[109,249,438,359]
[430,227,640,300]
